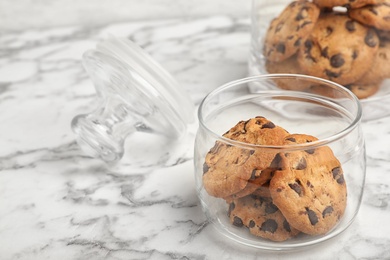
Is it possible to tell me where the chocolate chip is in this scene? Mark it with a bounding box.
[365,29,378,48]
[262,121,276,129]
[306,207,319,225]
[289,181,303,195]
[332,166,345,184]
[325,69,341,79]
[275,23,284,33]
[321,47,329,58]
[322,206,334,218]
[332,166,341,178]
[305,148,315,154]
[300,21,312,29]
[275,42,286,54]
[283,220,291,232]
[203,163,209,174]
[304,40,316,62]
[249,220,255,228]
[352,50,358,60]
[269,153,283,170]
[306,180,314,188]
[294,38,302,47]
[369,7,378,15]
[286,137,296,142]
[345,20,356,32]
[326,26,333,37]
[330,54,345,68]
[295,157,307,170]
[305,39,313,50]
[265,202,279,214]
[233,216,244,227]
[260,219,278,233]
[337,174,345,184]
[228,203,235,217]
[242,120,250,133]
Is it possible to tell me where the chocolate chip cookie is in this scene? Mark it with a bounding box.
[228,194,300,241]
[264,0,320,62]
[349,3,390,31]
[269,134,347,235]
[203,117,289,198]
[297,12,379,85]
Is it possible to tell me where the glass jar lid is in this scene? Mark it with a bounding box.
[71,37,194,162]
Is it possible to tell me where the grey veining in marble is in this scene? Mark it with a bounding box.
[1,12,390,260]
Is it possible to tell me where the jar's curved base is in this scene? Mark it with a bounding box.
[200,198,359,251]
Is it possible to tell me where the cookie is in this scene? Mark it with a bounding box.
[264,0,320,62]
[203,117,289,198]
[297,12,379,85]
[349,3,390,31]
[228,194,300,241]
[345,82,381,98]
[224,155,282,202]
[313,0,386,9]
[269,134,347,235]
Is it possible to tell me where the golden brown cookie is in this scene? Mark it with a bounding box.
[203,117,289,198]
[314,0,386,9]
[297,12,379,85]
[349,3,390,31]
[269,134,347,235]
[224,155,282,202]
[264,0,320,62]
[228,194,300,241]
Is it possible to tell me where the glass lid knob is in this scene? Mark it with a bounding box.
[71,37,194,163]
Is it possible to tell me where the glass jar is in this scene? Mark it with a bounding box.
[248,0,390,121]
[194,74,366,250]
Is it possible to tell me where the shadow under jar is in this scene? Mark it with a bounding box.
[194,74,366,250]
[248,0,390,121]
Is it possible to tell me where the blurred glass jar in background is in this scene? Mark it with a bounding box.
[248,0,390,121]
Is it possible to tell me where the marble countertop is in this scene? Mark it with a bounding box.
[1,15,390,260]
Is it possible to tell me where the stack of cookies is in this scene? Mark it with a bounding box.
[263,0,390,99]
[202,117,347,242]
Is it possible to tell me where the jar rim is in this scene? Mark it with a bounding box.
[197,73,362,150]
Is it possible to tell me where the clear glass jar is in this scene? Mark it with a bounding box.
[248,0,390,121]
[194,74,365,250]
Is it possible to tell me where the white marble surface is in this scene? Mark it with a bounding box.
[0,0,251,32]
[1,14,390,260]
